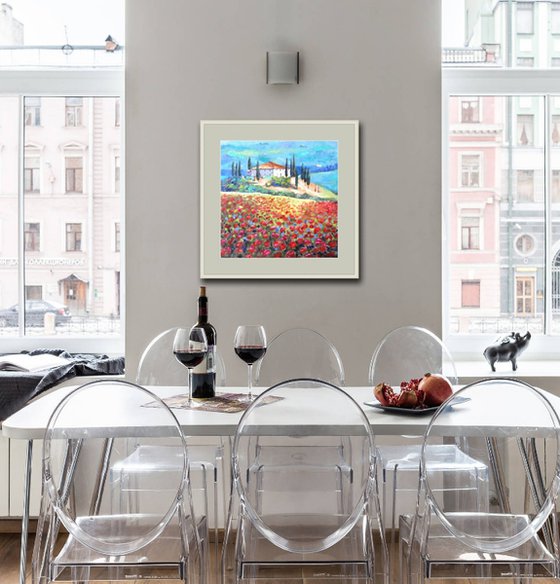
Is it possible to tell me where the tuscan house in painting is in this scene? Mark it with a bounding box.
[248,161,285,180]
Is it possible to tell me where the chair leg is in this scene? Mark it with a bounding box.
[221,480,237,584]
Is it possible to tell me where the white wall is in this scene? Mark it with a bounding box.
[125,0,442,385]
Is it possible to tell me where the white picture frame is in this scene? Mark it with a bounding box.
[200,120,359,279]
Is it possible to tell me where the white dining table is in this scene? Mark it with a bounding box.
[4,381,560,584]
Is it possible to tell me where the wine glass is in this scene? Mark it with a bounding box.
[173,327,208,406]
[234,325,267,401]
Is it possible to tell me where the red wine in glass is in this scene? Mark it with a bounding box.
[173,327,208,405]
[235,345,267,365]
[174,350,206,368]
[234,325,267,401]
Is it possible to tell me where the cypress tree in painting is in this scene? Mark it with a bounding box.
[285,158,289,177]
[248,157,252,171]
[256,160,261,180]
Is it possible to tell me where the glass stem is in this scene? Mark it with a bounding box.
[188,367,193,405]
[248,364,253,400]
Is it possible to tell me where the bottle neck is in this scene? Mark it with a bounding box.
[198,298,208,324]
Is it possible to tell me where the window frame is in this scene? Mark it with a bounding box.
[0,69,124,355]
[65,222,83,252]
[461,279,481,308]
[459,215,481,251]
[443,68,560,360]
[459,151,483,188]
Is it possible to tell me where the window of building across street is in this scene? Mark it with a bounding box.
[0,1,124,353]
[443,0,560,357]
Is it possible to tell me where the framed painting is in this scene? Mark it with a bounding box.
[200,120,359,279]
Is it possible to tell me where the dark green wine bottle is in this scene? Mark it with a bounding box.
[192,286,217,398]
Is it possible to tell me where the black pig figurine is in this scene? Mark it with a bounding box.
[483,331,531,372]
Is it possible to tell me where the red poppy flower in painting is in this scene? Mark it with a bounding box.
[221,194,338,259]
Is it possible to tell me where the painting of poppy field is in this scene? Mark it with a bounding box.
[220,140,338,259]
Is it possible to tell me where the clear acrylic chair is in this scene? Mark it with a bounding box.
[401,378,560,584]
[369,326,487,543]
[132,327,227,562]
[254,327,345,387]
[222,378,388,584]
[251,327,348,469]
[32,379,206,584]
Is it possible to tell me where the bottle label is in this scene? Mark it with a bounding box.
[193,345,216,374]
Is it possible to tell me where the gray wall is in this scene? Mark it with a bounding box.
[125,0,442,385]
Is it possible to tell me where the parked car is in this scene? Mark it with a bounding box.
[0,300,72,327]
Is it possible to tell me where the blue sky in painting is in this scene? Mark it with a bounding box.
[221,140,338,182]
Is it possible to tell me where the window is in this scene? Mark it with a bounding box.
[461,280,480,308]
[461,216,480,250]
[517,114,534,145]
[553,170,560,202]
[517,169,535,202]
[515,234,536,255]
[460,98,480,123]
[24,97,41,126]
[553,115,560,145]
[0,2,124,354]
[24,223,40,252]
[24,157,40,193]
[443,1,560,357]
[65,97,83,127]
[114,155,120,192]
[516,276,535,314]
[65,223,82,252]
[115,222,121,252]
[552,3,560,34]
[517,2,535,34]
[65,157,83,193]
[516,56,535,67]
[25,285,42,300]
[461,154,480,187]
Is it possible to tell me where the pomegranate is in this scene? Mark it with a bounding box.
[396,388,418,408]
[374,382,394,406]
[418,373,452,407]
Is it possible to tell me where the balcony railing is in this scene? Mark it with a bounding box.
[443,44,501,66]
[0,45,123,69]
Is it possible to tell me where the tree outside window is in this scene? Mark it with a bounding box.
[24,222,40,251]
[65,157,83,193]
[65,97,83,126]
[24,157,40,192]
[24,97,41,126]
[461,154,481,187]
[461,216,480,250]
[65,223,82,252]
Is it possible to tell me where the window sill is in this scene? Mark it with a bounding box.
[456,359,560,379]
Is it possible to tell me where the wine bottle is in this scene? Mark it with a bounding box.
[191,286,217,398]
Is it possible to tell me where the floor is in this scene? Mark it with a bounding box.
[0,533,557,584]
